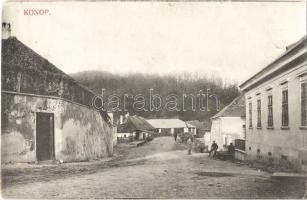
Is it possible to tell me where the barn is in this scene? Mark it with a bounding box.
[1,23,114,163]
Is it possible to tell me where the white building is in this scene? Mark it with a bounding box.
[209,95,246,151]
[240,35,307,171]
[146,118,196,136]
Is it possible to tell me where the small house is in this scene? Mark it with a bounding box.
[117,115,155,141]
[146,118,196,136]
[209,95,246,151]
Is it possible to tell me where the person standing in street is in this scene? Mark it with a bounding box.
[187,136,193,155]
[209,141,218,158]
[174,132,177,142]
[228,142,235,159]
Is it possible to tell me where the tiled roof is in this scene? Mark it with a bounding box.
[211,95,245,119]
[146,118,196,129]
[2,37,98,107]
[2,37,67,76]
[118,116,155,133]
[186,120,211,131]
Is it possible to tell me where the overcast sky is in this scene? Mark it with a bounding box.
[2,1,306,84]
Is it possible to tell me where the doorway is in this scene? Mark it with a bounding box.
[36,112,55,161]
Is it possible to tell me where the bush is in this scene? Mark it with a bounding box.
[178,132,194,144]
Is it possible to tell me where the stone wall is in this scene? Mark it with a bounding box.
[1,92,113,163]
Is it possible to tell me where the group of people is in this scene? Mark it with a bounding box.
[174,133,235,158]
[209,141,235,159]
[173,132,194,154]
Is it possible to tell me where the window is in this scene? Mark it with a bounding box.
[281,155,288,160]
[257,99,261,128]
[267,95,273,127]
[248,102,252,128]
[282,90,289,127]
[301,82,307,126]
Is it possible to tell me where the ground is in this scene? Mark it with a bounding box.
[1,137,306,199]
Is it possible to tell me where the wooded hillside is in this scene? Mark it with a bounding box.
[71,70,240,121]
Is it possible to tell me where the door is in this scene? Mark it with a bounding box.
[135,132,140,140]
[36,112,55,161]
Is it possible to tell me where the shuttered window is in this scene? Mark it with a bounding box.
[282,90,289,127]
[267,95,273,127]
[257,99,262,128]
[301,82,307,127]
[249,102,252,128]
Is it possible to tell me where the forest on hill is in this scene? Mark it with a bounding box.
[71,70,240,121]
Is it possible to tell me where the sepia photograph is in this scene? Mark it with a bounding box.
[1,0,306,199]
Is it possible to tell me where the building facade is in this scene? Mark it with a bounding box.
[209,95,246,151]
[117,115,154,141]
[1,24,114,163]
[146,118,196,136]
[240,36,307,171]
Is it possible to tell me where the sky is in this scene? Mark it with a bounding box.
[2,1,306,84]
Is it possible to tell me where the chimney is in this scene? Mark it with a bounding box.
[2,22,11,39]
[120,115,124,125]
[125,112,129,118]
[107,112,113,125]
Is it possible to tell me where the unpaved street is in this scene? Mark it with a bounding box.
[2,137,305,199]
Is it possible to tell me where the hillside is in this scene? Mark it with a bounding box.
[70,70,240,121]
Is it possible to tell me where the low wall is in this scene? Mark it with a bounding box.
[234,149,246,161]
[245,131,307,172]
[1,92,113,163]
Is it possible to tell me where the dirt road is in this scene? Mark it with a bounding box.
[2,137,305,198]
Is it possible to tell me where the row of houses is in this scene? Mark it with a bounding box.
[2,21,305,171]
[0,22,212,163]
[119,35,306,172]
[117,35,306,173]
[207,35,306,171]
[116,115,200,142]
